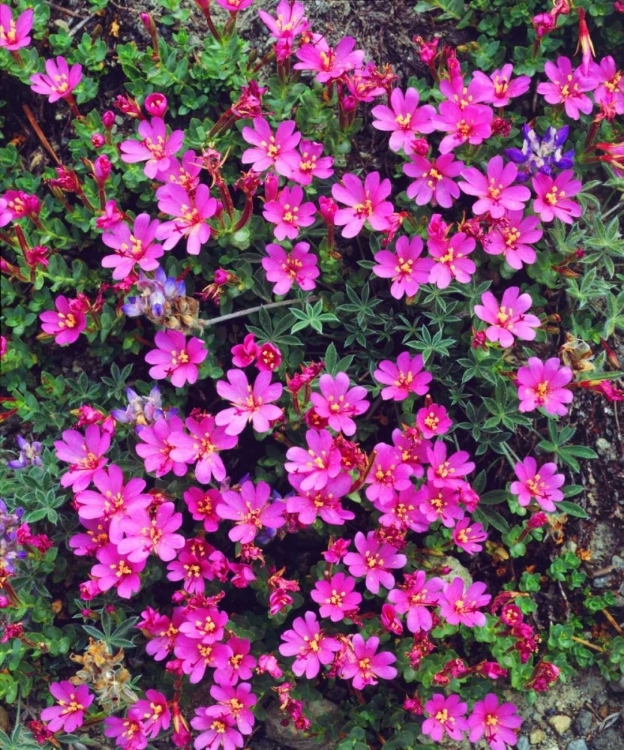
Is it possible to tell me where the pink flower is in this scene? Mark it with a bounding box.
[279,611,341,678]
[365,444,414,506]
[510,457,565,512]
[290,140,334,185]
[0,190,41,225]
[343,531,407,594]
[145,330,207,387]
[422,694,469,742]
[217,480,285,544]
[54,424,111,492]
[426,441,475,489]
[294,35,364,83]
[155,149,202,191]
[215,638,257,685]
[214,0,254,11]
[231,334,259,367]
[184,487,221,532]
[483,211,543,269]
[263,185,316,240]
[179,606,229,642]
[135,415,189,478]
[309,372,369,436]
[332,172,394,238]
[128,690,170,738]
[175,637,233,684]
[204,682,256,736]
[120,117,184,178]
[439,577,491,627]
[117,502,184,562]
[91,544,145,598]
[468,694,523,750]
[167,540,222,594]
[0,5,33,51]
[41,682,94,733]
[388,570,444,632]
[284,428,343,492]
[258,1,308,42]
[156,183,218,255]
[416,404,452,439]
[30,56,83,103]
[339,635,397,688]
[215,369,283,435]
[262,241,319,295]
[371,87,436,154]
[241,118,301,178]
[427,231,476,289]
[471,64,531,107]
[168,415,237,483]
[256,342,282,373]
[144,93,168,117]
[311,572,362,621]
[104,716,148,749]
[96,199,125,230]
[404,153,465,208]
[374,352,432,401]
[418,483,465,527]
[40,295,87,345]
[434,102,493,153]
[287,473,354,525]
[537,56,594,119]
[453,518,488,554]
[591,56,624,113]
[101,213,164,279]
[191,709,244,750]
[516,357,574,415]
[372,234,434,299]
[377,487,429,531]
[474,287,540,348]
[532,170,582,224]
[458,156,531,218]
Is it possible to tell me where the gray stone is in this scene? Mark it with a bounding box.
[573,709,593,735]
[591,727,624,750]
[548,715,572,735]
[517,736,530,750]
[265,699,341,750]
[612,554,624,571]
[566,741,588,750]
[437,556,473,587]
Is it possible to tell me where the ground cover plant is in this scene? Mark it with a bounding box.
[0,0,623,749]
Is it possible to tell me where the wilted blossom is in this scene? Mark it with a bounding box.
[339,634,397,688]
[0,5,33,51]
[505,125,574,181]
[468,694,523,750]
[7,435,43,469]
[120,117,184,178]
[41,682,94,733]
[30,56,83,103]
[422,693,469,742]
[40,295,87,345]
[473,287,541,348]
[516,357,574,415]
[372,234,434,299]
[145,330,208,388]
[510,457,565,512]
[374,352,432,401]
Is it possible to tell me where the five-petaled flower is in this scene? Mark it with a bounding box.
[217,480,285,544]
[216,369,283,435]
[120,116,184,178]
[30,56,83,103]
[516,357,574,415]
[339,634,397,689]
[468,694,523,750]
[372,234,434,299]
[279,610,341,678]
[473,287,541,348]
[145,330,208,388]
[332,171,394,238]
[510,456,565,512]
[310,372,369,436]
[422,693,469,742]
[0,4,33,51]
[374,352,432,401]
[532,170,582,224]
[40,295,87,345]
[41,681,94,733]
[262,241,320,295]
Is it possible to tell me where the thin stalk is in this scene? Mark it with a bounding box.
[199,297,309,328]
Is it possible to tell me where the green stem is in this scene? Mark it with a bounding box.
[498,441,521,468]
[199,298,310,328]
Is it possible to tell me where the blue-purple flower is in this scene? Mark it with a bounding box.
[122,266,186,320]
[505,125,574,182]
[7,435,43,469]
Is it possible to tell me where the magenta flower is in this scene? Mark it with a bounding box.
[339,635,397,689]
[120,117,184,178]
[458,156,531,218]
[418,483,465,527]
[516,357,574,415]
[204,682,257,736]
[592,56,624,112]
[510,457,565,512]
[101,214,164,279]
[469,694,523,750]
[284,428,343,492]
[263,185,316,240]
[439,577,491,627]
[537,57,594,120]
[416,404,452,439]
[311,572,362,621]
[309,372,369,436]
[156,183,218,255]
[332,172,394,238]
[290,140,334,185]
[287,473,354,526]
[404,153,465,208]
[474,287,540,348]
[30,56,83,103]
[231,333,259,367]
[103,716,148,749]
[184,487,221,532]
[128,690,171,738]
[483,211,543,270]
[532,170,582,224]
[167,540,221,594]
[453,518,488,554]
[422,694,469,742]
[472,65,531,107]
[374,352,432,401]
[427,231,476,289]
[168,415,237,484]
[294,35,364,83]
[0,190,41,226]
[91,544,145,598]
[371,87,436,154]
[426,441,475,489]
[217,480,285,544]
[135,415,189,478]
[259,0,308,42]
[155,148,202,191]
[365,444,414,506]
[434,102,493,153]
[54,424,111,492]
[241,118,301,178]
[40,295,87,345]
[372,234,434,299]
[388,570,443,633]
[179,606,229,643]
[216,638,257,685]
[377,487,430,532]
[343,531,407,594]
[117,501,185,562]
[262,241,319,295]
[175,636,233,684]
[215,0,254,10]
[41,681,94,733]
[192,709,244,750]
[215,369,283,436]
[145,330,207,388]
[279,610,341,678]
[0,5,33,50]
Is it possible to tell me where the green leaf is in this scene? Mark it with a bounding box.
[555,501,589,519]
[473,506,511,534]
[479,490,510,505]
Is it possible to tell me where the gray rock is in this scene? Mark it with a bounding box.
[517,736,530,750]
[566,741,588,750]
[573,709,593,735]
[591,727,624,750]
[593,575,612,589]
[612,555,624,571]
[265,699,341,750]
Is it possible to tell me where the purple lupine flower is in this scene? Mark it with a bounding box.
[7,435,43,469]
[505,125,574,181]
